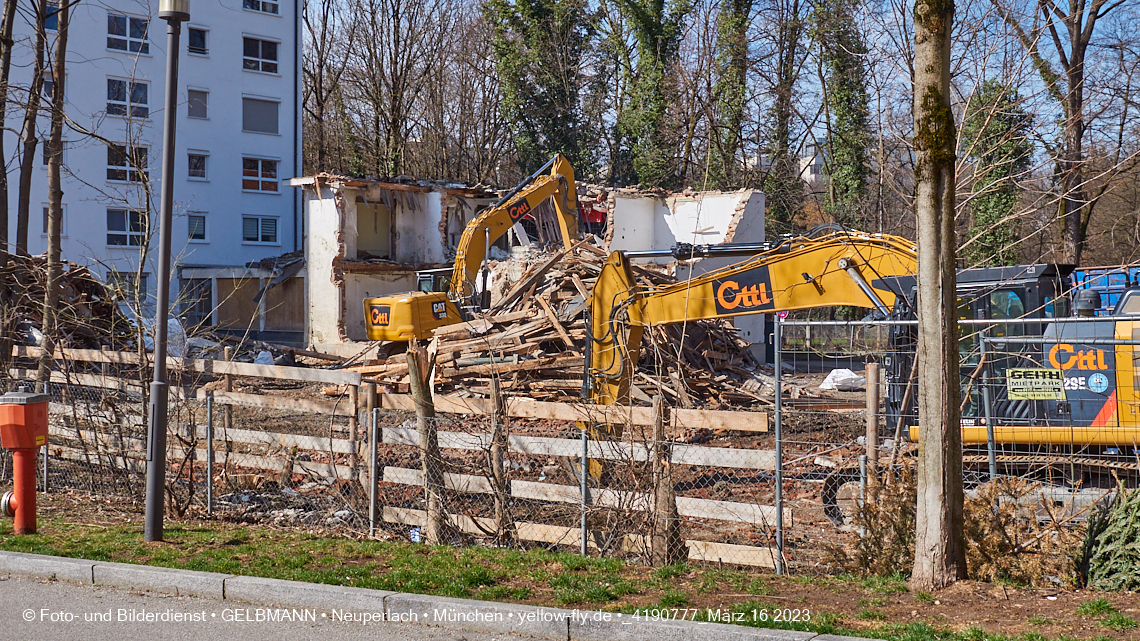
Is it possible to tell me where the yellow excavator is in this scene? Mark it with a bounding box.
[585,227,918,414]
[364,155,580,341]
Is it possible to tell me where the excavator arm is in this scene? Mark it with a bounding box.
[364,154,579,341]
[448,154,579,307]
[586,230,918,408]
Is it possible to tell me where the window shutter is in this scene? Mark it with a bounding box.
[242,98,278,134]
[243,217,259,241]
[261,218,277,243]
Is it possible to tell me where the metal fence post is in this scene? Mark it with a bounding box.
[980,331,997,480]
[774,315,784,575]
[858,454,867,538]
[580,426,588,557]
[370,408,379,538]
[206,392,214,515]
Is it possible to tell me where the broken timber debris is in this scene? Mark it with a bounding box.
[348,241,776,408]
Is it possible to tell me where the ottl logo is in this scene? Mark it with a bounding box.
[713,265,775,314]
[1047,343,1107,371]
[370,305,391,326]
[508,199,531,221]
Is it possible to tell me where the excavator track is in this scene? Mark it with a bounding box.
[962,453,1140,474]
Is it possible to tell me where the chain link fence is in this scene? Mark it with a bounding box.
[6,315,1134,575]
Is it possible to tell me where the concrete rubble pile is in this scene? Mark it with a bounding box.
[349,240,776,408]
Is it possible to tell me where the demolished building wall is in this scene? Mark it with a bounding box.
[298,173,769,355]
[294,175,499,350]
[606,189,766,262]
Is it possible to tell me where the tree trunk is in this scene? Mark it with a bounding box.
[15,0,47,255]
[909,0,966,591]
[407,341,444,544]
[0,0,20,374]
[39,0,68,385]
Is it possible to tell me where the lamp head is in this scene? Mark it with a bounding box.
[159,0,190,21]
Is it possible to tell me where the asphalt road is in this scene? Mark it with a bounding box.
[0,575,514,641]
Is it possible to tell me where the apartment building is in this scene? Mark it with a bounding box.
[5,0,301,325]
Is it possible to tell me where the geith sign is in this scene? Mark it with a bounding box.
[713,265,775,314]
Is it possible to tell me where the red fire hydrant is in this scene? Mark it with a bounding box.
[0,388,49,534]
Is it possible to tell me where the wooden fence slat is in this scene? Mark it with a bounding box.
[381,428,774,470]
[196,389,355,417]
[383,507,775,563]
[509,479,788,525]
[382,393,767,432]
[382,467,493,494]
[8,368,141,392]
[13,346,362,386]
[686,540,777,569]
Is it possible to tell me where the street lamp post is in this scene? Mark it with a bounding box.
[144,0,190,542]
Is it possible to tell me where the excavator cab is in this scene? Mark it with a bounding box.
[885,264,1075,442]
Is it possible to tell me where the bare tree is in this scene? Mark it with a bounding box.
[994,0,1128,264]
[0,0,20,373]
[40,0,69,383]
[14,0,49,254]
[349,0,453,176]
[302,0,356,173]
[910,0,967,590]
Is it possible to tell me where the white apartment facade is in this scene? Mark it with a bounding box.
[5,0,302,324]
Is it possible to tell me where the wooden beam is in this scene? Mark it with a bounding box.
[15,346,363,386]
[535,295,579,355]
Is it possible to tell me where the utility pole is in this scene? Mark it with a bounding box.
[144,0,190,542]
[910,0,966,589]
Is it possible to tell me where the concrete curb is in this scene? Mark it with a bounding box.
[0,550,879,641]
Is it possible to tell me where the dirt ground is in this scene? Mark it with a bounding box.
[22,491,1140,640]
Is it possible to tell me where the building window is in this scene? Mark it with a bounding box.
[242,37,277,73]
[188,27,208,55]
[45,2,59,31]
[42,72,62,100]
[107,144,148,182]
[188,213,207,241]
[242,157,278,192]
[242,216,277,244]
[41,139,66,166]
[107,209,146,246]
[188,152,208,179]
[242,97,279,134]
[180,278,213,327]
[41,205,66,237]
[187,89,208,119]
[107,78,149,118]
[107,14,149,54]
[107,270,149,304]
[243,0,279,14]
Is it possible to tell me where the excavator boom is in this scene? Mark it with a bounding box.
[587,230,917,407]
